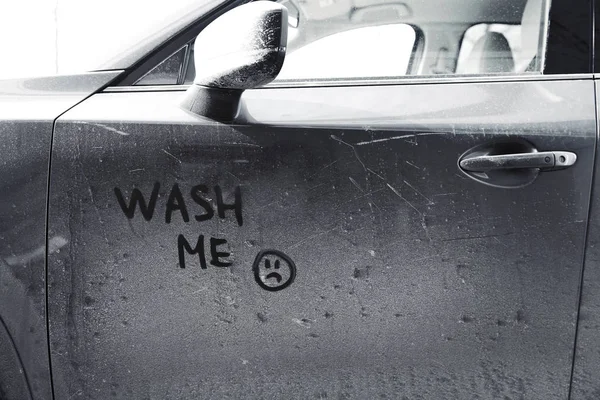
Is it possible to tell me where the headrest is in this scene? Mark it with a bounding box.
[460,32,515,74]
[520,0,545,71]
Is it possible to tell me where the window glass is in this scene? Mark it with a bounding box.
[456,24,525,74]
[136,47,186,85]
[276,24,416,80]
[274,1,420,81]
[138,0,551,85]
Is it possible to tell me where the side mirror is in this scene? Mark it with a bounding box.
[181,1,288,121]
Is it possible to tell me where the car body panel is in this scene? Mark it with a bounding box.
[0,71,121,400]
[570,79,600,399]
[48,78,595,398]
[0,317,30,400]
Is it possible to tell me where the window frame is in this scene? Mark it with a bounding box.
[111,0,593,89]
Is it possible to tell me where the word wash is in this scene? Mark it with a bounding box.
[114,182,242,269]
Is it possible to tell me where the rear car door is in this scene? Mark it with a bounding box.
[47,0,595,398]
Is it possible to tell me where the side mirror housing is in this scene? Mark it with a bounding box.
[181,1,288,121]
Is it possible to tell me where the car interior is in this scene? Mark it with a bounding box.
[135,0,547,85]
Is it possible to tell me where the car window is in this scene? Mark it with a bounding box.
[136,47,187,85]
[134,0,550,85]
[276,24,417,80]
[456,24,524,74]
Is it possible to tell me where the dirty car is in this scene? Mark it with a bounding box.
[1,0,600,398]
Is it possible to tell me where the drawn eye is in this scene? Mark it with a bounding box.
[274,260,280,269]
[265,259,272,269]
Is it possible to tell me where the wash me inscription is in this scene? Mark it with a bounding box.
[114,183,242,269]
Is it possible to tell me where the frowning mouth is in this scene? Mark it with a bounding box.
[265,272,283,282]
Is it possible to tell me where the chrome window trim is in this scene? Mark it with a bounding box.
[103,73,594,93]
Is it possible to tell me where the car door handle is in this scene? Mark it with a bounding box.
[459,151,577,172]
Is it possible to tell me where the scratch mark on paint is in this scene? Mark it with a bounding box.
[162,149,182,164]
[493,237,508,247]
[330,135,367,173]
[405,161,421,170]
[367,168,385,181]
[349,176,364,193]
[337,187,386,209]
[226,171,240,181]
[258,200,280,211]
[82,122,130,136]
[442,232,514,242]
[308,182,327,191]
[403,180,434,205]
[433,192,457,197]
[309,160,339,179]
[386,183,422,216]
[224,142,262,148]
[355,132,442,146]
[287,224,340,250]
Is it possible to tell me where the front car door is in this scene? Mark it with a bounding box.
[47,0,595,398]
[0,72,120,400]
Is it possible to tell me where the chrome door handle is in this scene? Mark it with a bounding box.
[459,151,577,172]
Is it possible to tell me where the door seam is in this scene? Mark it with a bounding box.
[44,72,125,400]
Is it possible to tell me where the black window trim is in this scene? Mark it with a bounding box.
[594,0,599,72]
[545,0,592,74]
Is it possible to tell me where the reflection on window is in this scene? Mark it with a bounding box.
[136,47,185,85]
[276,24,416,80]
[456,24,525,74]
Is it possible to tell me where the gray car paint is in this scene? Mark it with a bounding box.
[0,71,121,400]
[48,78,595,399]
[571,80,600,399]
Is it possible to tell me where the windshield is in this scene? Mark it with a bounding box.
[0,0,219,79]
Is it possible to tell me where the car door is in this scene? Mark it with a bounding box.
[47,0,595,398]
[0,72,120,400]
